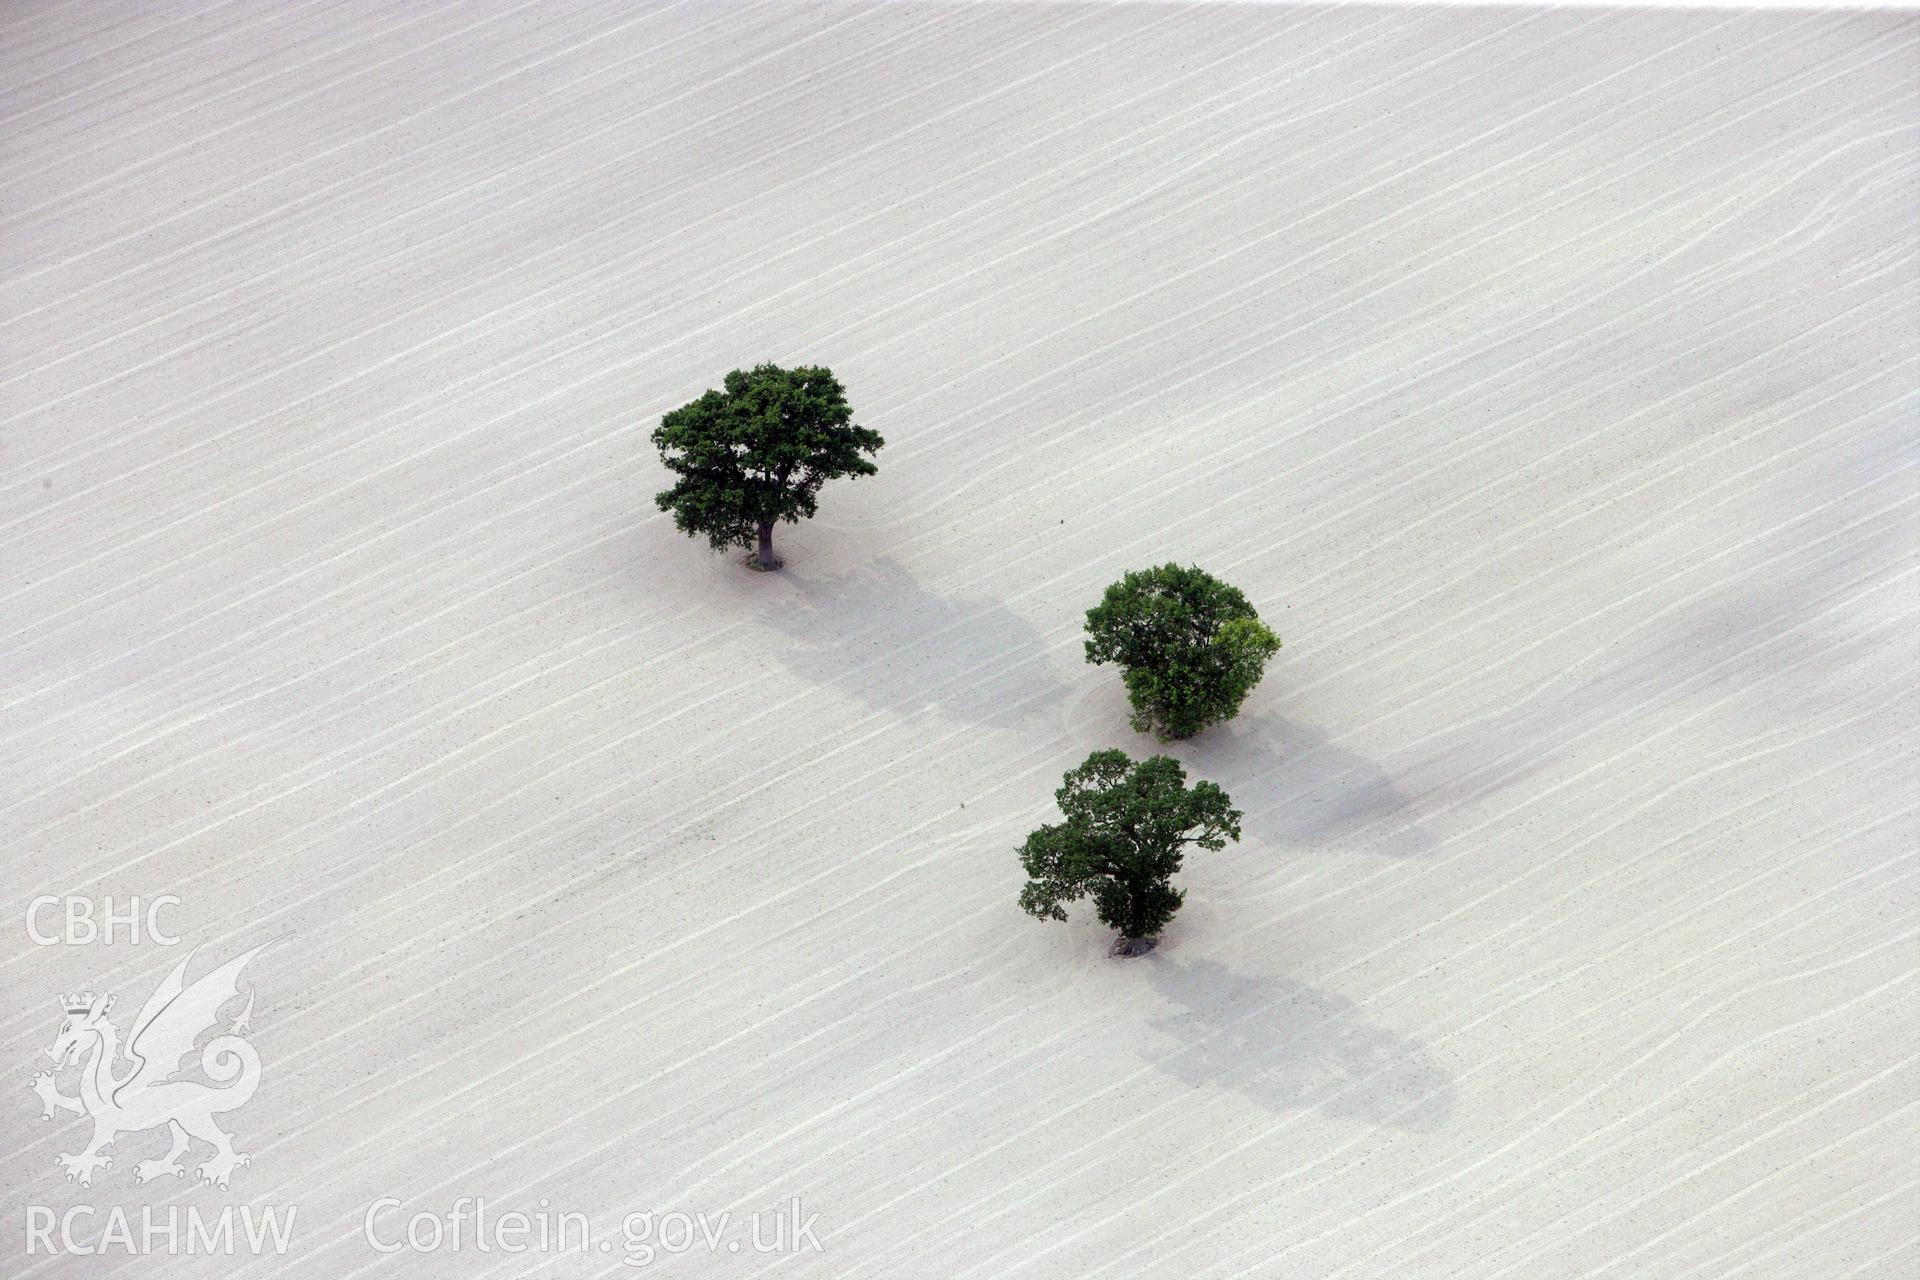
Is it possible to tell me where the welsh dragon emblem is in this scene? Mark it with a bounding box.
[31,942,271,1190]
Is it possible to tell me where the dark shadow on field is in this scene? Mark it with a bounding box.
[1411,423,1913,784]
[1145,958,1453,1132]
[766,559,1065,728]
[1621,422,1914,729]
[1181,714,1438,859]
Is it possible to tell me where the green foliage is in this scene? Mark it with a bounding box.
[1017,749,1241,953]
[1083,563,1281,739]
[651,364,882,568]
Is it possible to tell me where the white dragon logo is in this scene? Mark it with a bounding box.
[31,942,271,1191]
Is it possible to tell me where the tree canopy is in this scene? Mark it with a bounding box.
[1018,749,1240,956]
[651,363,882,570]
[1084,563,1281,739]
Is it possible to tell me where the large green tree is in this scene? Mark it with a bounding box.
[1018,749,1240,957]
[651,363,882,570]
[1084,563,1281,740]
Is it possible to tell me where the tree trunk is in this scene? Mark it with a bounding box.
[751,519,780,571]
[1110,884,1157,957]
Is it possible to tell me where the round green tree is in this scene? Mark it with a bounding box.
[1018,749,1241,957]
[651,363,882,571]
[1083,563,1281,739]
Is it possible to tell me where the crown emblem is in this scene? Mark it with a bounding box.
[62,992,96,1015]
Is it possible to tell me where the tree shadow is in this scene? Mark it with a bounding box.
[1144,957,1453,1132]
[1181,714,1439,859]
[765,559,1067,728]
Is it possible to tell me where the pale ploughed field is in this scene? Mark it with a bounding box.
[3,2,1917,1276]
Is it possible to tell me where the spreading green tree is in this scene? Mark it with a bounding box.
[651,363,882,570]
[1018,749,1241,956]
[1084,563,1281,739]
